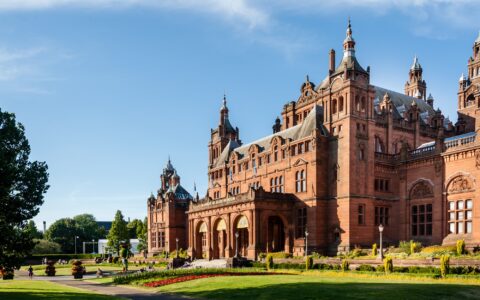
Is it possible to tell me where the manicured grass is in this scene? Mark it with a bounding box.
[157,271,480,300]
[0,280,118,300]
[21,264,146,276]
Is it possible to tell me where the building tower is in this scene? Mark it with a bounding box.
[405,55,427,100]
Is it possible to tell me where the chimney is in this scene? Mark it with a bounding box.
[329,49,335,74]
[43,221,46,232]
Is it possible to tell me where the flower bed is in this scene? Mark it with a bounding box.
[143,272,283,287]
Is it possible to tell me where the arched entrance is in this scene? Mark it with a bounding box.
[234,215,249,257]
[268,216,285,253]
[196,222,208,259]
[213,219,227,259]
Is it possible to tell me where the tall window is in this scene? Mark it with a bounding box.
[358,205,365,225]
[297,207,307,238]
[332,99,337,114]
[412,204,432,236]
[296,170,306,192]
[448,199,473,234]
[274,146,278,161]
[374,207,389,226]
[270,176,284,193]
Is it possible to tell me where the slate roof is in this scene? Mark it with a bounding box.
[331,54,367,76]
[166,184,193,200]
[213,105,327,168]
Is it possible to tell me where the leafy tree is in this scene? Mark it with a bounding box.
[24,220,43,239]
[45,218,78,253]
[136,217,148,256]
[0,109,49,276]
[45,214,105,253]
[127,219,143,239]
[31,239,62,254]
[107,210,129,255]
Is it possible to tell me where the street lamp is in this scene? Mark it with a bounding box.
[74,236,79,254]
[175,238,179,258]
[305,230,309,256]
[235,232,239,257]
[378,224,384,260]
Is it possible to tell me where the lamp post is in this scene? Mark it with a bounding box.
[92,239,95,254]
[378,224,384,260]
[235,232,239,257]
[305,230,309,256]
[175,238,179,258]
[74,236,79,254]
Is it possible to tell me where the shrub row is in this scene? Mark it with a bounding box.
[28,254,98,260]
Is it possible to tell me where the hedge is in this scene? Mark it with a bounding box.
[27,254,98,260]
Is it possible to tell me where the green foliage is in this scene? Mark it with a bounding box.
[258,252,292,259]
[372,243,378,257]
[31,239,62,254]
[120,246,129,259]
[456,240,466,255]
[410,241,422,254]
[25,220,43,239]
[440,255,450,278]
[305,256,313,270]
[421,245,456,256]
[341,259,349,272]
[45,214,105,253]
[384,257,393,274]
[399,241,412,254]
[266,254,274,270]
[136,217,148,256]
[28,254,97,260]
[0,108,50,274]
[170,248,189,259]
[356,264,376,272]
[309,252,324,259]
[107,210,129,255]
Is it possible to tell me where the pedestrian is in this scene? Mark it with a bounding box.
[28,265,33,279]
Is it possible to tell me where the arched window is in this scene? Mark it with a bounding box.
[355,96,360,111]
[332,99,337,114]
[339,96,344,112]
[361,97,366,112]
[375,137,385,153]
[274,145,278,161]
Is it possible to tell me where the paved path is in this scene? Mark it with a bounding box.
[15,270,192,300]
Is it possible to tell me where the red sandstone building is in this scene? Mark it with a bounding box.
[148,22,480,259]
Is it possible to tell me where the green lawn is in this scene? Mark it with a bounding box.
[157,272,480,300]
[0,280,118,300]
[21,264,146,276]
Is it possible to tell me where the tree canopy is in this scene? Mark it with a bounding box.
[45,214,106,253]
[0,108,49,272]
[107,210,129,255]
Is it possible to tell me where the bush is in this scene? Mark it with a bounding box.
[457,240,466,255]
[71,260,85,278]
[266,254,274,270]
[261,252,292,259]
[421,245,456,256]
[399,241,411,254]
[170,248,189,259]
[31,239,62,254]
[440,255,450,278]
[310,252,323,259]
[305,256,313,270]
[410,241,422,254]
[356,264,376,272]
[376,265,385,273]
[257,253,266,260]
[372,244,378,257]
[384,257,393,274]
[28,254,97,261]
[341,259,349,272]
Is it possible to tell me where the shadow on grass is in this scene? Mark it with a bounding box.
[0,291,114,300]
[171,281,480,300]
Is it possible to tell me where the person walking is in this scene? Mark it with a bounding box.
[28,265,33,279]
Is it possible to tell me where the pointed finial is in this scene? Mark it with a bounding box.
[222,93,227,109]
[194,181,197,192]
[411,55,421,70]
[306,74,310,82]
[346,17,352,36]
[475,30,480,43]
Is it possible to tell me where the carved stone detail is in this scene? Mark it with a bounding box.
[476,150,480,170]
[410,181,434,199]
[448,176,473,194]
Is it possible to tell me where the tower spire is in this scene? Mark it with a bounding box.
[343,18,356,58]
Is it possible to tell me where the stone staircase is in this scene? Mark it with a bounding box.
[184,259,228,269]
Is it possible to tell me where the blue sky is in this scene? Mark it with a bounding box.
[0,0,479,229]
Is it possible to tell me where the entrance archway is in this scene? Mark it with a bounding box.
[213,219,227,259]
[268,216,285,253]
[234,215,249,257]
[196,222,208,259]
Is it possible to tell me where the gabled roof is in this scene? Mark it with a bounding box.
[213,105,327,168]
[332,55,367,76]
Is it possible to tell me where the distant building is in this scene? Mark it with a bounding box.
[97,221,113,236]
[98,239,140,255]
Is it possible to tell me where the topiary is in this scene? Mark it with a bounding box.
[45,260,56,276]
[456,239,465,256]
[266,254,274,270]
[71,260,84,279]
[440,255,450,278]
[372,243,378,257]
[410,241,422,254]
[341,259,349,272]
[305,255,313,270]
[383,257,393,274]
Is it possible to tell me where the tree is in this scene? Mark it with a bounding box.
[31,239,62,254]
[127,219,143,239]
[45,214,105,253]
[107,210,129,255]
[0,108,49,277]
[24,220,43,239]
[136,217,148,257]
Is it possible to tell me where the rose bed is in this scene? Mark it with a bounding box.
[143,272,283,287]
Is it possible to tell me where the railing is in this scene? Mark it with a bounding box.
[445,135,476,149]
[409,145,436,157]
[374,152,399,163]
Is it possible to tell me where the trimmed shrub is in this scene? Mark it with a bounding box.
[356,264,376,272]
[262,252,292,259]
[170,248,189,259]
[440,255,450,278]
[71,260,85,279]
[399,241,411,254]
[410,241,422,254]
[305,256,313,270]
[384,257,393,274]
[257,253,266,260]
[266,254,274,271]
[341,259,349,272]
[421,245,456,256]
[372,243,378,257]
[456,240,466,256]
